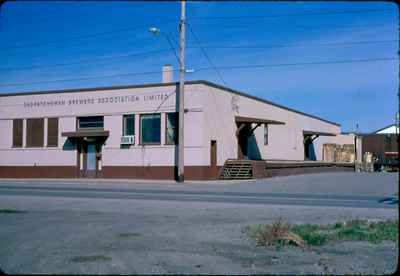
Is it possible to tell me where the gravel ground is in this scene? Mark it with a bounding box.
[0,172,398,274]
[0,194,398,274]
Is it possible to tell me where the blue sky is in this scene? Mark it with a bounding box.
[0,1,398,133]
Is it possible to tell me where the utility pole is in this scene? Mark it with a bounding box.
[178,0,186,182]
[397,23,400,149]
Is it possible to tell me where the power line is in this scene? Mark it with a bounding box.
[164,34,181,67]
[0,34,164,61]
[0,19,178,52]
[0,57,396,89]
[187,23,227,86]
[188,39,398,50]
[1,38,394,73]
[1,13,99,31]
[195,57,397,72]
[0,69,179,88]
[1,9,392,52]
[189,22,396,31]
[188,8,392,21]
[0,48,172,72]
[167,32,180,48]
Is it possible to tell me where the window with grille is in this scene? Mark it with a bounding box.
[78,116,104,129]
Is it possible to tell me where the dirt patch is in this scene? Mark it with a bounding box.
[70,255,111,263]
[0,209,27,214]
[118,232,141,238]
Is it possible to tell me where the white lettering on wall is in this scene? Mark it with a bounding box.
[23,93,170,108]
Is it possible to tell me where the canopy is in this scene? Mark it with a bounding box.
[303,130,336,137]
[61,130,110,138]
[235,116,285,125]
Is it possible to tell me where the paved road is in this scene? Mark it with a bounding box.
[1,171,397,196]
[0,184,397,209]
[0,172,398,274]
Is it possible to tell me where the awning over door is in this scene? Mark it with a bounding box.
[303,130,336,143]
[62,130,110,138]
[235,116,285,125]
[303,130,336,137]
[235,116,285,137]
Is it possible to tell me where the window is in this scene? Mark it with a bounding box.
[47,118,59,147]
[78,116,103,129]
[26,118,44,147]
[140,114,161,144]
[12,119,23,148]
[264,124,268,145]
[123,114,135,136]
[166,112,178,145]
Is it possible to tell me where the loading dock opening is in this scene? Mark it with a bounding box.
[235,116,285,160]
[303,130,336,161]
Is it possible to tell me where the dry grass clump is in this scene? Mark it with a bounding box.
[245,218,398,248]
[250,218,307,249]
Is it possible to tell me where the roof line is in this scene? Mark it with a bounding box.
[0,79,341,127]
[0,81,180,97]
[372,123,397,134]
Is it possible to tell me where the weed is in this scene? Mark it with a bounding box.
[246,219,398,248]
[249,218,306,248]
[337,227,367,241]
[333,222,343,229]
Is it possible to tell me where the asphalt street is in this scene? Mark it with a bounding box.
[0,183,397,209]
[0,171,397,196]
[0,172,398,209]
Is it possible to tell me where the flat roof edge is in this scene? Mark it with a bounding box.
[0,81,183,97]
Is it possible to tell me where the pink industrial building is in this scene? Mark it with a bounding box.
[0,69,356,180]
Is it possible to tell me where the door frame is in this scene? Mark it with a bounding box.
[237,124,249,159]
[210,140,217,178]
[77,138,103,178]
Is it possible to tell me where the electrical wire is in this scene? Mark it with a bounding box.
[1,38,395,73]
[195,57,397,72]
[188,22,395,31]
[187,23,227,86]
[0,57,396,89]
[188,8,392,21]
[0,19,178,52]
[187,39,398,50]
[0,48,172,72]
[0,69,179,88]
[1,8,394,53]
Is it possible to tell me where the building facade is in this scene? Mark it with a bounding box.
[360,124,399,169]
[0,79,355,180]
